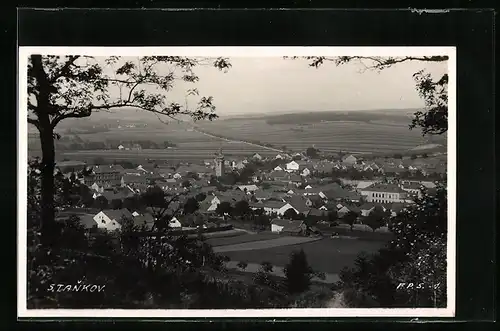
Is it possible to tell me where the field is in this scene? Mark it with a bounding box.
[206,233,282,247]
[199,115,446,154]
[213,236,322,253]
[29,126,282,162]
[220,237,385,274]
[28,110,448,162]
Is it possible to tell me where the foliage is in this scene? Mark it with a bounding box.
[183,197,199,215]
[305,147,320,159]
[283,249,315,294]
[283,208,298,220]
[215,201,232,216]
[363,206,390,232]
[28,54,231,246]
[339,185,447,308]
[236,261,248,271]
[327,210,338,223]
[342,211,359,231]
[233,200,251,216]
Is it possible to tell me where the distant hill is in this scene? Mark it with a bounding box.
[223,109,421,125]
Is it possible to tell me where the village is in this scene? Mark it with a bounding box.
[54,147,446,238]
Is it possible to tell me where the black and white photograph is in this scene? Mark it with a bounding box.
[18,47,455,318]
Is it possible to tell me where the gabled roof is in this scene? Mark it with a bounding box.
[93,165,123,174]
[260,200,288,209]
[100,208,133,223]
[285,196,309,213]
[363,183,406,194]
[305,208,325,217]
[100,190,133,201]
[339,204,361,214]
[359,203,377,211]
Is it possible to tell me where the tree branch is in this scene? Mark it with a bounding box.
[28,118,40,130]
[49,56,81,83]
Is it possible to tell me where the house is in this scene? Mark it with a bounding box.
[322,186,362,202]
[118,145,125,150]
[356,180,377,191]
[269,170,288,181]
[338,205,361,218]
[342,154,358,165]
[360,183,410,204]
[301,167,311,177]
[250,201,299,216]
[85,164,124,187]
[56,160,88,174]
[274,165,284,171]
[285,196,310,214]
[401,182,424,198]
[289,174,303,185]
[234,161,246,170]
[237,184,259,193]
[359,203,377,217]
[93,208,133,231]
[286,161,300,172]
[252,153,263,161]
[319,205,328,211]
[168,216,182,228]
[271,219,305,234]
[275,154,284,160]
[253,190,273,201]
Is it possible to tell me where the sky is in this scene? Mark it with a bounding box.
[103,56,448,117]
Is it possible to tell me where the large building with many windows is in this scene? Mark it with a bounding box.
[359,183,411,204]
[84,165,124,187]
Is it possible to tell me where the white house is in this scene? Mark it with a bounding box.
[93,209,132,231]
[168,217,182,228]
[301,168,311,177]
[91,182,103,193]
[274,165,284,171]
[275,154,284,160]
[304,184,313,189]
[319,205,328,211]
[286,161,300,172]
[118,145,125,150]
[237,184,259,193]
[252,201,299,216]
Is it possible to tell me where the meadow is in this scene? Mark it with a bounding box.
[199,115,446,154]
[221,237,385,274]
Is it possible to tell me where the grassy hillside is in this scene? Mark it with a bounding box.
[198,110,447,155]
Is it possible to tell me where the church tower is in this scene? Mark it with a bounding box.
[214,148,225,177]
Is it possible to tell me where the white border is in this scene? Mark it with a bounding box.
[18,46,456,319]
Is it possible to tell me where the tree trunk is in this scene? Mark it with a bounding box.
[40,125,58,247]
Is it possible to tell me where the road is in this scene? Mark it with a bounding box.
[191,126,287,154]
